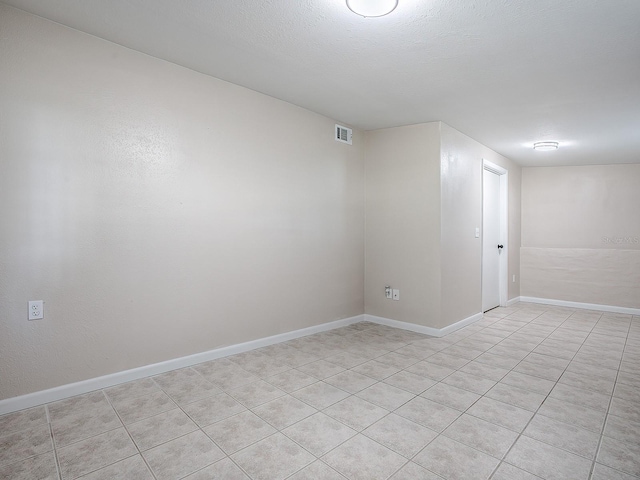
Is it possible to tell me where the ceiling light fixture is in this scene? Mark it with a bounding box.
[346,0,399,17]
[533,141,559,151]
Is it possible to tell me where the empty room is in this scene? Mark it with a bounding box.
[1,1,639,479]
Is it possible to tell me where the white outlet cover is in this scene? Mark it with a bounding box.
[28,300,44,320]
[392,289,400,301]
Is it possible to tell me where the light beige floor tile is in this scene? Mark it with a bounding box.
[597,435,640,477]
[296,360,346,380]
[404,361,456,381]
[287,460,346,480]
[566,360,618,380]
[57,427,137,480]
[443,413,518,459]
[440,344,485,360]
[152,368,221,406]
[351,360,401,381]
[252,395,317,429]
[181,392,246,427]
[420,382,480,412]
[355,383,414,411]
[375,352,420,369]
[524,352,570,370]
[604,414,640,446]
[491,462,540,480]
[513,360,564,382]
[274,349,321,368]
[466,396,533,432]
[459,360,509,382]
[474,352,521,369]
[413,435,499,480]
[0,451,58,480]
[143,430,224,480]
[52,407,122,447]
[0,423,53,467]
[381,371,435,395]
[48,392,110,422]
[549,383,611,412]
[228,380,286,409]
[266,369,318,393]
[617,371,640,389]
[441,371,496,395]
[282,412,356,457]
[389,461,442,480]
[204,410,276,454]
[104,378,159,403]
[610,396,640,423]
[537,397,606,433]
[0,406,48,436]
[76,454,153,480]
[524,414,600,459]
[292,382,350,410]
[324,371,377,394]
[110,390,176,425]
[559,371,615,395]
[363,413,437,458]
[195,363,260,391]
[591,463,640,480]
[500,371,555,395]
[425,352,470,370]
[395,397,461,432]
[322,434,407,480]
[127,407,197,451]
[323,396,388,431]
[505,435,592,480]
[324,352,370,369]
[485,383,546,412]
[231,432,314,480]
[182,457,250,480]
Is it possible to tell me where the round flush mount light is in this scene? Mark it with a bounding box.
[533,141,559,151]
[346,0,399,17]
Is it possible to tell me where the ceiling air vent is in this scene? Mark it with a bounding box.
[335,124,353,145]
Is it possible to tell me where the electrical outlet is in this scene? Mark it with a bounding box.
[392,289,400,301]
[28,300,44,320]
[385,286,392,299]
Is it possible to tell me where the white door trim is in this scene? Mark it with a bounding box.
[482,160,508,307]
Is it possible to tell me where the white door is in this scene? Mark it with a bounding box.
[482,169,501,312]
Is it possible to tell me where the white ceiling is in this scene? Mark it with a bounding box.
[3,0,639,166]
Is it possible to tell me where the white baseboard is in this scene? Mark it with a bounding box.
[0,314,364,416]
[365,312,484,338]
[506,297,521,307]
[518,296,640,316]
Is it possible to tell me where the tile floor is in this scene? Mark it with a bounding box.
[1,302,639,480]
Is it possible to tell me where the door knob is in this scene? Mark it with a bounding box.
[497,244,504,249]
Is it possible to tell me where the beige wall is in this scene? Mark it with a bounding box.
[0,6,365,400]
[522,164,640,308]
[440,124,522,326]
[364,123,442,326]
[364,123,521,330]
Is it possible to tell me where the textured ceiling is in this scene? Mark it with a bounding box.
[2,0,639,166]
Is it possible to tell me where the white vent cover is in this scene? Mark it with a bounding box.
[335,124,353,145]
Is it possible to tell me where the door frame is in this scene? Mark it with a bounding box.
[482,159,509,308]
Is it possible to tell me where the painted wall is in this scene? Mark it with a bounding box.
[440,124,522,326]
[364,123,442,326]
[521,164,640,308]
[364,123,521,330]
[0,6,365,400]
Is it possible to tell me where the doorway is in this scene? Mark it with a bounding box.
[482,160,508,312]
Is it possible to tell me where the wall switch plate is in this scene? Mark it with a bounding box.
[475,227,480,238]
[385,286,392,299]
[392,289,400,301]
[29,300,44,320]
[513,275,516,283]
